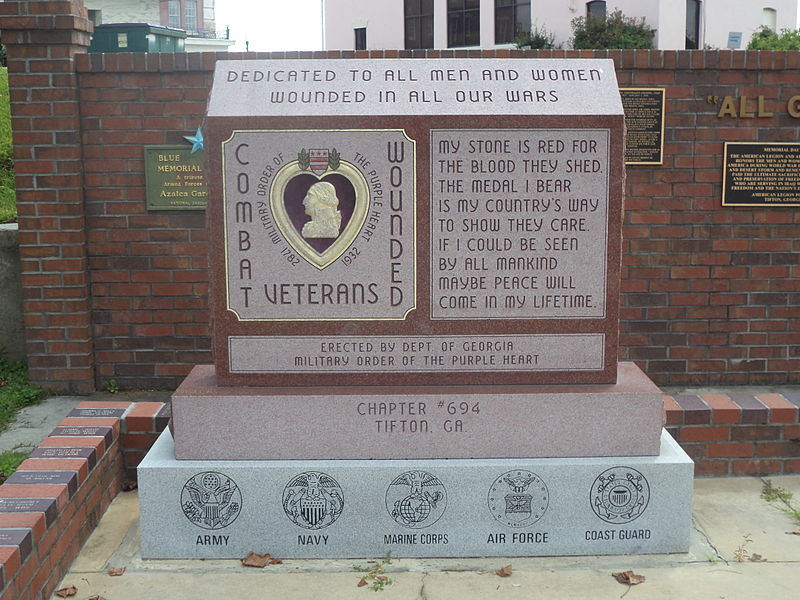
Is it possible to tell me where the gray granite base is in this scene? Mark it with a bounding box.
[171,362,663,459]
[139,429,693,559]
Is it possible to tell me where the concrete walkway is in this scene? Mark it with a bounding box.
[0,391,171,454]
[52,476,799,600]
[1,393,798,598]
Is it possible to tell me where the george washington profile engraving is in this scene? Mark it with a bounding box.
[301,181,342,239]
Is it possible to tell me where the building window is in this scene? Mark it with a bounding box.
[586,1,606,19]
[168,0,181,28]
[88,9,102,25]
[448,0,480,47]
[185,0,198,33]
[354,27,367,50]
[405,0,434,49]
[686,0,701,49]
[763,8,777,31]
[495,0,530,44]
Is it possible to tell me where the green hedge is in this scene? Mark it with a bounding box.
[748,27,800,50]
[0,66,15,223]
[571,10,655,50]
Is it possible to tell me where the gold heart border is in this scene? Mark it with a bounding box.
[270,159,369,270]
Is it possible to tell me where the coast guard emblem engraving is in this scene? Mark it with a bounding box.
[282,471,344,530]
[487,470,549,528]
[385,470,447,529]
[181,472,242,530]
[590,467,651,524]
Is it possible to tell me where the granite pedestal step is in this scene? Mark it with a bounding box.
[170,362,663,460]
[138,429,693,559]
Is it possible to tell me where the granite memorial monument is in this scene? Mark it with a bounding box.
[139,57,693,559]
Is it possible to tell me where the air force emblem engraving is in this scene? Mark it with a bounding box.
[181,472,242,530]
[487,470,549,528]
[590,467,651,524]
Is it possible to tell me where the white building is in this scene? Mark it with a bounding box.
[84,0,235,51]
[323,0,800,51]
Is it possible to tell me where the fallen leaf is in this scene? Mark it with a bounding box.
[241,552,272,567]
[55,586,78,598]
[612,571,646,585]
[88,596,108,600]
[269,557,284,565]
[748,553,767,562]
[495,564,513,577]
[0,378,8,387]
[108,566,125,576]
[357,577,368,587]
[122,480,138,492]
[786,530,800,536]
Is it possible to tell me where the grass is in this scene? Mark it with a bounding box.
[353,553,393,592]
[0,356,44,430]
[0,66,15,224]
[761,479,800,526]
[0,449,29,483]
[0,356,44,480]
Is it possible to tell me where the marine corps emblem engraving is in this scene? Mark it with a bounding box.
[590,467,651,524]
[385,470,447,529]
[270,146,369,269]
[487,470,549,528]
[180,472,242,530]
[282,471,344,530]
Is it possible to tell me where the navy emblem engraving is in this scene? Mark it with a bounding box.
[385,470,446,529]
[282,471,344,530]
[590,467,651,524]
[487,470,549,528]
[181,472,242,530]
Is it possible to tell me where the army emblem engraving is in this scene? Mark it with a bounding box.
[271,146,369,270]
[282,471,344,530]
[487,470,549,528]
[590,467,651,524]
[385,470,447,529]
[180,472,242,530]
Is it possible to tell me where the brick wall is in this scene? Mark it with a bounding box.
[616,51,800,388]
[0,412,124,600]
[1,1,798,392]
[0,401,166,600]
[1,0,95,393]
[664,391,800,476]
[79,52,214,389]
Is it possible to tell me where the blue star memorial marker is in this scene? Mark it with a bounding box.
[184,128,204,153]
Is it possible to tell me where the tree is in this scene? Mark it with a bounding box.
[748,26,800,50]
[515,26,558,50]
[570,9,655,50]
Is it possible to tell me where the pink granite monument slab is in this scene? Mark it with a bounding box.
[203,58,625,388]
[170,362,662,460]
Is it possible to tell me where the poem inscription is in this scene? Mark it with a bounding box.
[430,129,609,319]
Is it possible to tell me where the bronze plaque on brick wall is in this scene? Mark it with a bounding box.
[144,145,208,210]
[620,88,665,165]
[723,142,800,206]
[205,58,626,387]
